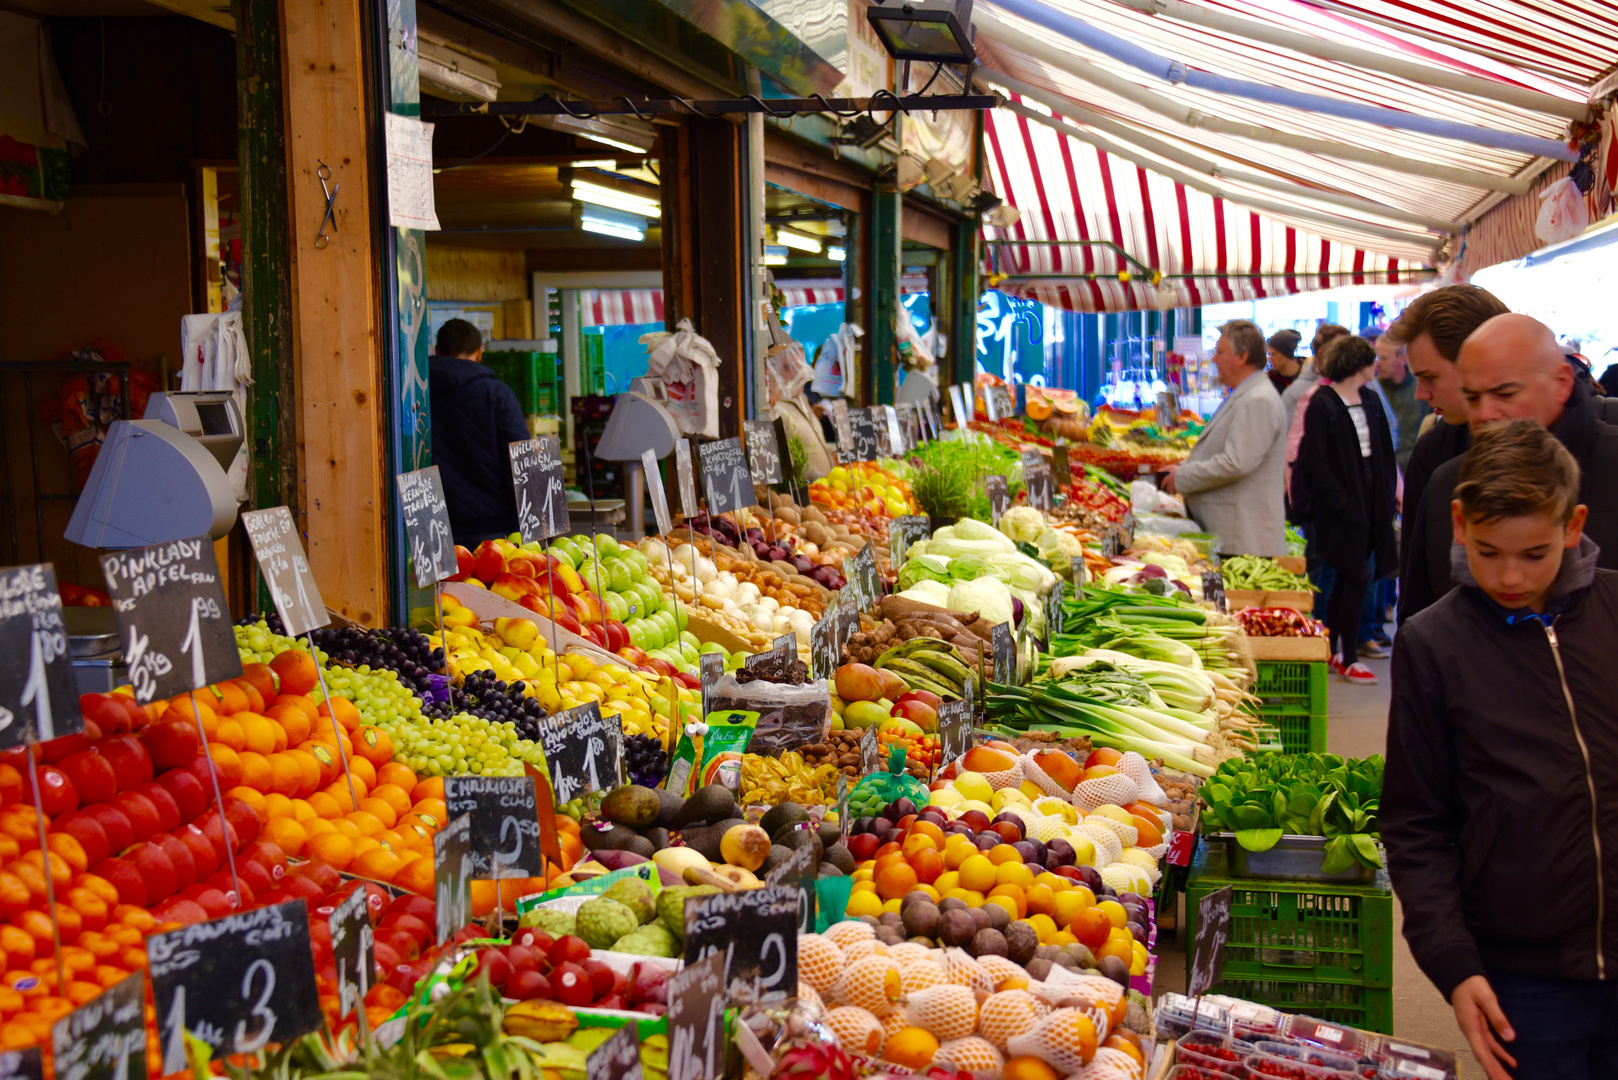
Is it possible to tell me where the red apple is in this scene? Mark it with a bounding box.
[27,766,77,818]
[38,733,92,765]
[280,874,324,901]
[288,860,341,893]
[94,736,154,790]
[378,912,431,948]
[135,783,182,833]
[371,939,402,975]
[846,832,881,862]
[506,970,553,1001]
[449,545,474,583]
[180,883,234,918]
[897,689,943,709]
[476,948,512,987]
[222,797,261,847]
[154,770,208,824]
[236,859,273,897]
[386,894,436,924]
[153,833,198,891]
[470,541,506,584]
[83,804,136,852]
[126,841,179,904]
[113,791,162,843]
[56,751,117,806]
[91,857,148,907]
[151,897,209,925]
[140,721,200,772]
[57,812,110,866]
[206,870,251,907]
[195,810,242,860]
[615,645,649,665]
[176,823,221,879]
[891,699,939,732]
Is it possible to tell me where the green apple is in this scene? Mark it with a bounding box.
[607,560,634,593]
[603,591,629,623]
[594,533,621,557]
[680,630,699,649]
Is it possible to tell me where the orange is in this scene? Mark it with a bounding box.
[368,783,413,819]
[105,925,142,948]
[266,755,303,797]
[267,704,312,746]
[63,889,107,934]
[304,832,355,872]
[58,946,94,977]
[262,817,309,858]
[345,811,385,837]
[302,819,335,839]
[882,1027,940,1071]
[115,905,155,931]
[376,830,408,853]
[0,927,33,967]
[237,752,273,792]
[0,988,20,1018]
[209,682,249,716]
[412,797,447,823]
[349,836,383,861]
[261,792,294,821]
[286,749,324,796]
[268,650,319,697]
[76,875,118,909]
[995,861,1034,890]
[306,791,343,820]
[48,903,83,943]
[76,932,117,960]
[329,819,362,841]
[348,756,377,791]
[399,811,438,834]
[46,835,87,876]
[875,861,918,901]
[319,696,361,733]
[987,844,1023,867]
[64,981,102,1007]
[353,726,393,766]
[349,848,403,883]
[376,763,417,791]
[299,742,340,786]
[393,854,434,896]
[115,947,147,970]
[90,965,128,990]
[1004,1055,1062,1080]
[288,798,318,823]
[239,715,277,756]
[15,910,58,955]
[411,777,445,803]
[205,744,242,788]
[162,699,216,738]
[227,787,268,818]
[324,782,363,815]
[398,823,433,852]
[212,719,246,752]
[957,854,996,894]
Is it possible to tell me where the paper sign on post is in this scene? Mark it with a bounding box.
[642,449,673,535]
[241,507,328,637]
[395,466,458,587]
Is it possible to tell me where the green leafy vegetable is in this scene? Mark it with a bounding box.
[1199,753,1384,870]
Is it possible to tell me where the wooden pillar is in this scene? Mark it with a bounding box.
[867,187,901,405]
[281,0,388,626]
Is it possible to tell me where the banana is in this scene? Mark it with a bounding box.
[502,1000,580,1042]
[874,636,956,666]
[883,658,962,696]
[911,648,974,686]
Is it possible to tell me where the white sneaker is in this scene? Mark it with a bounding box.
[1339,662,1378,685]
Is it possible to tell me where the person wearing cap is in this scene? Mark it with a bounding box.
[1267,329,1303,394]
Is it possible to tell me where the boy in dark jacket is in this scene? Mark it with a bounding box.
[1385,419,1618,1080]
[428,319,530,544]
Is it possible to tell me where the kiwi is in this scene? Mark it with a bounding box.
[970,928,1008,958]
[902,900,941,939]
[939,909,978,948]
[1005,921,1039,965]
[938,897,968,914]
[1097,955,1130,987]
[984,904,1011,931]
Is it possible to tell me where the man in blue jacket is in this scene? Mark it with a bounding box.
[428,319,530,544]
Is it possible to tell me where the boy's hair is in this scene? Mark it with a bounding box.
[1387,284,1509,361]
[1456,419,1582,524]
[1317,334,1377,382]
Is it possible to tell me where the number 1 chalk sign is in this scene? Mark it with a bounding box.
[100,539,242,706]
[0,564,82,747]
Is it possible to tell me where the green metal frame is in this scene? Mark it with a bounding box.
[951,222,979,386]
[868,186,899,404]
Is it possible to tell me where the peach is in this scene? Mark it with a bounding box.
[834,663,885,703]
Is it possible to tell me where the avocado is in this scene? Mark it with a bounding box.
[642,827,670,850]
[580,821,641,852]
[654,788,686,829]
[823,841,856,875]
[668,785,737,829]
[619,833,657,859]
[759,801,809,838]
[678,823,727,862]
[759,844,791,876]
[600,785,662,828]
[816,820,842,850]
[773,824,823,867]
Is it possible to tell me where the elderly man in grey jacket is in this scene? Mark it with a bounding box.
[1163,320,1289,556]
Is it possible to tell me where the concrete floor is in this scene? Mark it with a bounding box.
[1152,643,1483,1077]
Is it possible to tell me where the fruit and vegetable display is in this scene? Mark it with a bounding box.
[1198,753,1383,873]
[1234,607,1327,638]
[1215,555,1314,594]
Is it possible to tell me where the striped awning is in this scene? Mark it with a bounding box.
[776,277,932,309]
[583,289,664,327]
[972,0,1614,311]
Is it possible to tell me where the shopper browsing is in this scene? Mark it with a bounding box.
[1384,419,1618,1080]
[1290,336,1398,684]
[427,318,531,545]
[1266,329,1303,394]
[1160,319,1287,556]
[1400,313,1618,620]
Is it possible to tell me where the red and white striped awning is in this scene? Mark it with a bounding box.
[776,277,932,309]
[583,289,664,327]
[983,97,1429,313]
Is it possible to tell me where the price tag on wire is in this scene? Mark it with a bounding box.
[0,564,83,747]
[666,952,725,1080]
[51,970,145,1080]
[536,702,624,803]
[100,539,242,706]
[443,775,544,879]
[241,508,328,637]
[683,886,799,1001]
[395,466,458,587]
[433,813,473,943]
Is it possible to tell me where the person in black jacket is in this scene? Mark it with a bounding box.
[428,319,530,545]
[1401,314,1618,622]
[1292,335,1397,684]
[1385,419,1618,1080]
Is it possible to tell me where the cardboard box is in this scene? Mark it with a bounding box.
[1276,556,1308,575]
[1246,636,1331,661]
[1226,588,1314,613]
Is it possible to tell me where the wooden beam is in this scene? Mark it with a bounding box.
[764,161,862,214]
[687,116,745,438]
[282,0,388,626]
[901,201,953,250]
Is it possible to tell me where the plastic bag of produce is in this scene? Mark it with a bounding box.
[849,746,930,810]
[704,674,831,756]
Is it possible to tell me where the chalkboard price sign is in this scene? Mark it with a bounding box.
[743,420,783,485]
[888,515,930,566]
[1201,570,1228,614]
[328,884,373,1019]
[992,621,1015,685]
[586,1022,642,1080]
[882,405,905,456]
[100,540,242,706]
[765,838,817,934]
[847,408,877,462]
[531,436,570,541]
[743,632,796,679]
[699,652,723,720]
[937,697,972,773]
[395,466,458,587]
[51,970,145,1080]
[0,1049,41,1080]
[698,438,755,517]
[1189,884,1233,997]
[536,702,624,803]
[509,439,548,543]
[146,900,322,1074]
[832,400,854,464]
[872,410,890,459]
[1023,450,1053,511]
[990,384,1015,422]
[809,608,838,681]
[674,439,699,520]
[846,543,880,613]
[1102,529,1121,561]
[837,595,860,651]
[433,814,472,942]
[1052,444,1072,486]
[983,385,1000,422]
[683,886,799,999]
[642,449,673,535]
[241,508,328,638]
[1044,580,1066,643]
[1157,390,1180,431]
[984,475,1010,526]
[666,952,725,1080]
[0,563,82,748]
[444,775,544,880]
[860,721,881,772]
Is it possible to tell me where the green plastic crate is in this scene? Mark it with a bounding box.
[1185,874,1393,987]
[1271,712,1329,754]
[1207,977,1393,1034]
[484,349,558,417]
[1253,660,1329,717]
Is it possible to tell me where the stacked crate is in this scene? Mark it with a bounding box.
[1250,660,1329,753]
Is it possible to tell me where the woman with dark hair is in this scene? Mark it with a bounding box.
[1293,335,1398,685]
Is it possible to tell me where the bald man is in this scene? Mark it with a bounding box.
[1400,313,1618,620]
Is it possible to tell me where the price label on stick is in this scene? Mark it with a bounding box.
[847,543,880,613]
[1044,580,1066,643]
[766,838,818,934]
[146,900,322,1075]
[860,722,881,773]
[683,886,799,1000]
[666,952,726,1080]
[1026,467,1053,512]
[51,970,145,1080]
[832,400,854,463]
[241,508,328,637]
[889,515,930,566]
[743,420,783,485]
[848,408,877,462]
[984,385,1000,422]
[509,439,547,543]
[100,539,242,706]
[985,475,1010,526]
[937,698,972,774]
[1189,885,1233,997]
[698,437,755,517]
[536,702,624,803]
[947,384,967,428]
[674,439,700,520]
[872,411,890,459]
[883,405,904,455]
[700,652,723,720]
[772,418,797,494]
[0,563,83,747]
[995,384,1016,420]
[992,621,1015,685]
[743,632,796,679]
[328,886,373,1020]
[1052,444,1072,486]
[1201,570,1228,614]
[433,814,473,943]
[642,449,673,535]
[0,1049,41,1080]
[444,775,544,880]
[395,465,458,587]
[532,436,570,540]
[810,609,838,680]
[586,1022,642,1080]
